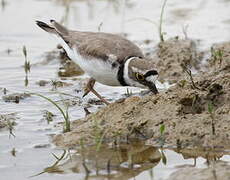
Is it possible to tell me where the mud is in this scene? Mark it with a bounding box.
[207,42,230,71]
[152,37,201,84]
[53,40,230,150]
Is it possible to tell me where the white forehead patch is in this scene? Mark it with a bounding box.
[145,75,158,83]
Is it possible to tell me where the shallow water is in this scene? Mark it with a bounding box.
[0,0,230,179]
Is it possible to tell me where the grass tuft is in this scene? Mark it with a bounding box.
[31,93,71,132]
[210,47,224,69]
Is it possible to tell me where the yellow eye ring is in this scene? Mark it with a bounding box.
[135,73,145,81]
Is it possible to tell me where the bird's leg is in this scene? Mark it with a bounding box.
[83,77,96,97]
[83,78,110,105]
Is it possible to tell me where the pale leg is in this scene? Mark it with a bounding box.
[83,78,110,105]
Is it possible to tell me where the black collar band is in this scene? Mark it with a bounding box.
[117,56,139,86]
[117,61,128,86]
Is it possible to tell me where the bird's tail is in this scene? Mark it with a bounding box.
[36,20,69,36]
[36,20,56,34]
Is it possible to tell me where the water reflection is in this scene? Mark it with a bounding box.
[174,147,227,167]
[40,142,161,179]
[36,142,230,179]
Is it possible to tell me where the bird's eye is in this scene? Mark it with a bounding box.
[135,73,145,81]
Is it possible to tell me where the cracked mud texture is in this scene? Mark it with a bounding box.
[53,40,230,150]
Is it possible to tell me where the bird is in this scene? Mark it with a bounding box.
[36,20,158,105]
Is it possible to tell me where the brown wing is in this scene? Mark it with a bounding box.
[65,31,144,63]
[37,20,143,63]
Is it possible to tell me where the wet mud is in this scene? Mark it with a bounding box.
[153,37,201,84]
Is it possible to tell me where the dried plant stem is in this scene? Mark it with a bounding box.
[159,0,168,42]
[182,64,201,90]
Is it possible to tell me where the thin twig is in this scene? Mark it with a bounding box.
[182,64,201,90]
[159,0,168,42]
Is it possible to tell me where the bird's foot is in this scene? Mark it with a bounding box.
[83,78,110,105]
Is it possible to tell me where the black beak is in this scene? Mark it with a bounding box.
[148,83,158,94]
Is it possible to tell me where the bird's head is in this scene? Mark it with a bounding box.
[121,57,159,94]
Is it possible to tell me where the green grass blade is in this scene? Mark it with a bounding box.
[31,93,67,121]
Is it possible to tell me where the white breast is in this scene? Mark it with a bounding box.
[77,57,120,86]
[57,37,121,86]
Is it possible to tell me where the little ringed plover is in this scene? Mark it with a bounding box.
[36,20,158,104]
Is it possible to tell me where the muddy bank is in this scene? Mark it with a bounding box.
[152,37,201,84]
[53,40,230,149]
